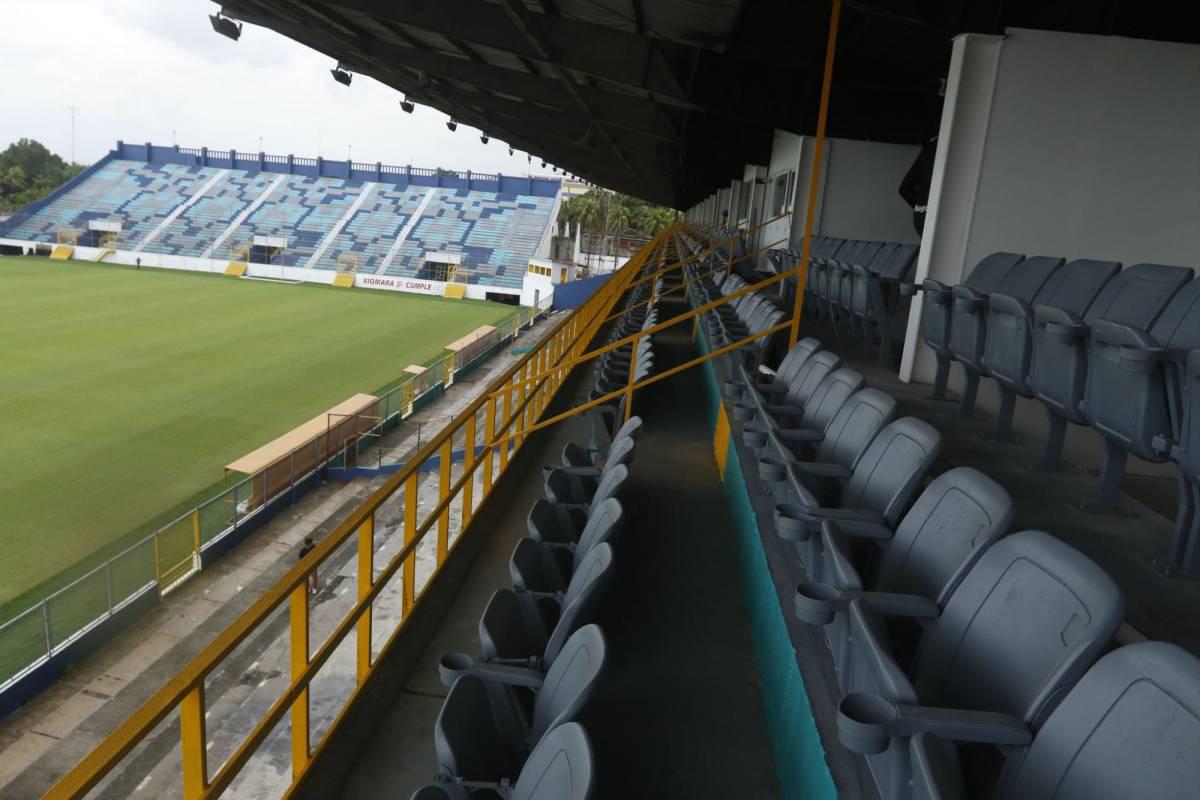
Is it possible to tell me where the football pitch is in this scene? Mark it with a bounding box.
[0,257,516,612]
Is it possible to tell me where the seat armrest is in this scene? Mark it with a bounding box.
[987,292,1033,320]
[774,504,887,540]
[775,428,824,443]
[765,403,806,417]
[794,581,941,626]
[821,518,894,541]
[553,465,602,478]
[922,279,952,305]
[950,285,988,313]
[789,461,852,479]
[438,653,545,689]
[837,693,1032,755]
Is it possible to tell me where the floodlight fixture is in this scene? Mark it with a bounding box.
[209,13,242,40]
[480,134,489,144]
[508,147,514,156]
[400,95,415,113]
[446,119,458,132]
[331,65,352,86]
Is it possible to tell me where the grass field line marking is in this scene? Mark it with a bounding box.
[203,173,288,258]
[304,182,377,270]
[135,169,230,252]
[377,187,437,274]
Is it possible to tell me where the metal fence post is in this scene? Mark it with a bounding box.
[41,602,52,657]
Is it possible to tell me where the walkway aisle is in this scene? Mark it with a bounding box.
[581,287,781,798]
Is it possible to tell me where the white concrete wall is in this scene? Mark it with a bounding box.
[757,131,803,260]
[818,139,921,244]
[901,28,1200,474]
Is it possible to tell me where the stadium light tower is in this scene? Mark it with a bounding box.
[330,65,353,86]
[209,13,242,41]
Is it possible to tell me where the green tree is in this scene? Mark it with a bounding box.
[0,139,85,213]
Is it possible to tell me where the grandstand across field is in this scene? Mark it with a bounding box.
[0,256,516,620]
[0,142,564,304]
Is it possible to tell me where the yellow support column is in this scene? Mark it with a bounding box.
[179,684,207,799]
[289,584,309,779]
[463,413,476,527]
[500,382,512,472]
[516,366,528,451]
[483,396,496,495]
[403,475,417,614]
[790,0,843,347]
[437,438,452,564]
[356,516,373,685]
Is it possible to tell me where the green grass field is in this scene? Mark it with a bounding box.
[0,257,515,611]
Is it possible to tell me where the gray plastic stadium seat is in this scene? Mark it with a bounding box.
[434,625,606,786]
[766,350,841,420]
[1083,278,1200,517]
[910,641,1200,800]
[794,468,1012,693]
[835,531,1123,800]
[769,417,942,572]
[412,722,594,800]
[740,368,867,459]
[949,256,1064,417]
[749,337,822,398]
[527,464,629,545]
[511,498,624,593]
[983,259,1120,442]
[916,252,1026,400]
[1030,263,1192,473]
[482,543,613,663]
[544,436,636,506]
[561,416,642,471]
[760,388,897,506]
[854,244,919,365]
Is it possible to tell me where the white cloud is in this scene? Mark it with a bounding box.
[0,0,551,177]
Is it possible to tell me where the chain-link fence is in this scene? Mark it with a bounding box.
[0,304,553,692]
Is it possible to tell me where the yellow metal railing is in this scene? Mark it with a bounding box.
[46,228,668,800]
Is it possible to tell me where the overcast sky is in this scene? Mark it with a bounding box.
[1,0,553,176]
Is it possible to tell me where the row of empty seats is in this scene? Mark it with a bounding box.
[407,258,667,798]
[720,332,1200,799]
[791,236,920,365]
[0,158,557,290]
[912,251,1200,573]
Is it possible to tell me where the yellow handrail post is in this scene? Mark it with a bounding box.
[402,475,417,614]
[500,379,512,471]
[437,438,451,564]
[355,515,373,685]
[483,396,496,495]
[462,412,476,527]
[180,684,207,799]
[624,336,639,423]
[790,0,842,348]
[289,584,309,779]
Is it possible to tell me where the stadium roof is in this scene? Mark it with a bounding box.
[215,0,1200,208]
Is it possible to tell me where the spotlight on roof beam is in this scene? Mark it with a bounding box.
[480,134,489,145]
[446,119,458,132]
[330,65,352,86]
[209,13,242,40]
[508,147,514,156]
[399,95,414,113]
[540,160,546,168]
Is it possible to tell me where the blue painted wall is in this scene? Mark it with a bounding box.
[552,273,612,310]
